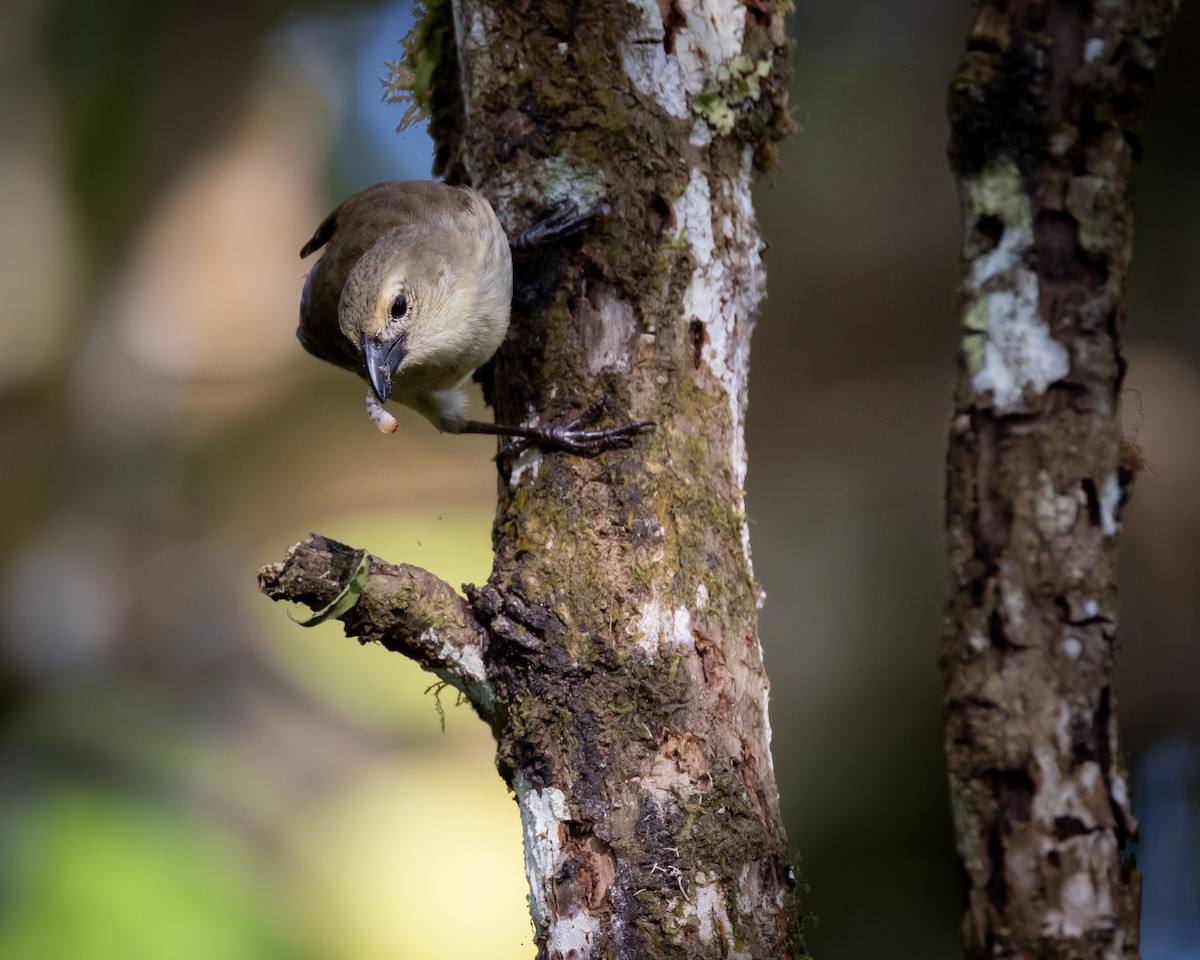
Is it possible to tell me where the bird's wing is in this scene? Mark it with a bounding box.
[299,203,342,258]
[297,264,360,370]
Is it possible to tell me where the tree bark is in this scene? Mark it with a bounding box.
[261,2,805,958]
[942,3,1177,959]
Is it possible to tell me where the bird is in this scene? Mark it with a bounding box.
[296,180,652,453]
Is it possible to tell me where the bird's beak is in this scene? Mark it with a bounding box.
[362,335,407,403]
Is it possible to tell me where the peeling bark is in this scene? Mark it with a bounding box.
[943,3,1177,959]
[261,2,804,957]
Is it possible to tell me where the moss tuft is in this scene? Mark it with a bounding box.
[382,0,456,132]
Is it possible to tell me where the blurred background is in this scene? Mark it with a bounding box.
[1,2,1197,958]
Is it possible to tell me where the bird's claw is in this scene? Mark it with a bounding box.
[500,398,654,458]
[513,199,611,251]
[544,419,656,455]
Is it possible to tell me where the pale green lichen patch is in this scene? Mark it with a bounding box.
[965,158,1031,230]
[961,298,989,374]
[963,298,990,332]
[692,55,772,136]
[1066,174,1116,255]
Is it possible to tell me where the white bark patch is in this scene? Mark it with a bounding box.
[1033,745,1101,831]
[962,161,1071,413]
[621,0,746,121]
[676,150,762,568]
[689,118,713,148]
[1081,762,1102,794]
[677,872,749,957]
[1064,870,1103,916]
[419,626,486,685]
[631,593,694,660]
[514,775,601,958]
[759,681,775,779]
[463,5,767,524]
[621,1,688,118]
[969,222,1028,290]
[515,775,567,908]
[1099,472,1121,537]
[999,562,1027,631]
[507,445,544,486]
[678,168,716,266]
[1044,854,1117,939]
[1034,470,1081,539]
[970,275,1071,413]
[418,625,494,717]
[579,282,636,375]
[548,913,600,958]
[673,0,747,91]
[1031,702,1125,940]
[1111,773,1129,809]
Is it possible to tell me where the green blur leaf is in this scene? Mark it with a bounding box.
[0,792,294,960]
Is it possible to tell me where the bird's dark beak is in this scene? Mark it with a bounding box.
[362,335,407,403]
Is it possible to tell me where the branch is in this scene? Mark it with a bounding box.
[258,534,495,721]
[943,3,1177,957]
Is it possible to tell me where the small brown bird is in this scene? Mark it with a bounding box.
[297,180,651,452]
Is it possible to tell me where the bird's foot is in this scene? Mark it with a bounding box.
[497,398,655,458]
[512,199,611,251]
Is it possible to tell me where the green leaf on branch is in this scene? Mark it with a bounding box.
[287,552,371,627]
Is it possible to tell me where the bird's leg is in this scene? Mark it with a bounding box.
[457,398,654,456]
[512,200,611,251]
[499,200,645,454]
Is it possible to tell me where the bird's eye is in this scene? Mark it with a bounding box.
[389,294,408,319]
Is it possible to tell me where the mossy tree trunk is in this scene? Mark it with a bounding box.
[261,2,805,957]
[942,2,1176,958]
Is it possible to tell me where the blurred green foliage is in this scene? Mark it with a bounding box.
[0,791,295,960]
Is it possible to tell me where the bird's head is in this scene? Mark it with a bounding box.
[338,234,466,403]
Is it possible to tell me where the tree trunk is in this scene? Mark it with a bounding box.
[942,3,1177,958]
[260,2,805,957]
